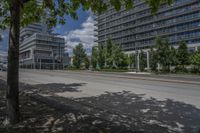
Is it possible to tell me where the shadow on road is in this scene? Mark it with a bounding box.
[1,80,200,133]
[67,91,200,133]
[20,83,86,95]
[39,86,200,133]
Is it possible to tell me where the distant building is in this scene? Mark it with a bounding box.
[19,23,65,69]
[63,52,71,67]
[96,0,200,52]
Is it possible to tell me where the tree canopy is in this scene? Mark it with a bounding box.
[0,0,174,29]
[177,41,189,67]
[190,50,200,71]
[91,46,98,69]
[73,43,86,69]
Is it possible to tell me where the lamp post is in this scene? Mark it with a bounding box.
[130,29,140,73]
[135,43,140,73]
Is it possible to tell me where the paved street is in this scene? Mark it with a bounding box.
[1,69,200,132]
[0,69,200,107]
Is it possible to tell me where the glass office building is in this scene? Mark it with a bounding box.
[19,23,65,69]
[96,0,200,52]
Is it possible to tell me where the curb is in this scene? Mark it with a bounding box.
[35,70,200,85]
[2,70,200,85]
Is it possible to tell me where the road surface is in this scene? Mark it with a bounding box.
[1,69,200,132]
[0,69,200,108]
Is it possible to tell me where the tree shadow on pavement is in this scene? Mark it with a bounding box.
[20,83,86,95]
[50,90,200,133]
[72,91,200,133]
[0,91,135,133]
[1,80,200,133]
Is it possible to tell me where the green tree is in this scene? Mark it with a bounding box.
[190,50,200,72]
[139,50,147,72]
[105,39,129,69]
[105,38,113,68]
[127,53,135,69]
[177,41,189,69]
[120,54,129,69]
[73,43,86,69]
[112,44,124,68]
[154,38,172,72]
[0,0,174,124]
[98,44,106,69]
[84,56,90,69]
[91,46,98,69]
[169,46,178,66]
[149,47,158,72]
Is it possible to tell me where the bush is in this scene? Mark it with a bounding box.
[175,66,188,73]
[190,67,200,74]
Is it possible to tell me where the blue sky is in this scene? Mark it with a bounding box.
[0,9,96,56]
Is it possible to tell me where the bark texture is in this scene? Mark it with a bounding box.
[6,0,21,124]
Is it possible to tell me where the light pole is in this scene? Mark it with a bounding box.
[130,29,139,73]
[134,43,140,73]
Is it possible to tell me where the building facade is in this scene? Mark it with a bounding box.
[19,23,65,69]
[96,0,200,52]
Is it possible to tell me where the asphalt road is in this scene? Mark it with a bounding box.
[1,69,200,132]
[0,69,200,108]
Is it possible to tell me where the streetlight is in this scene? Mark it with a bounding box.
[130,29,139,73]
[134,41,140,73]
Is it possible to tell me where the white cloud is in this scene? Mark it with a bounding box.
[64,13,97,56]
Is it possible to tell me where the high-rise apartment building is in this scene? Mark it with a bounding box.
[96,0,200,52]
[19,23,65,69]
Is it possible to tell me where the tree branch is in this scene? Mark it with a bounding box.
[22,0,31,4]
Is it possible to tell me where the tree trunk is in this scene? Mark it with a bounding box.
[6,0,21,124]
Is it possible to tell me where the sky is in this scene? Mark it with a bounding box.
[0,9,97,56]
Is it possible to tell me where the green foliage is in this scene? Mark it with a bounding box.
[149,47,157,72]
[105,39,128,69]
[0,0,174,29]
[91,46,98,69]
[146,0,174,14]
[190,50,200,70]
[119,54,129,69]
[0,0,131,29]
[92,40,129,70]
[73,43,86,69]
[139,50,147,72]
[105,38,113,67]
[84,56,90,69]
[127,53,135,69]
[98,44,106,69]
[154,37,172,72]
[169,46,178,66]
[112,44,124,68]
[177,41,190,68]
